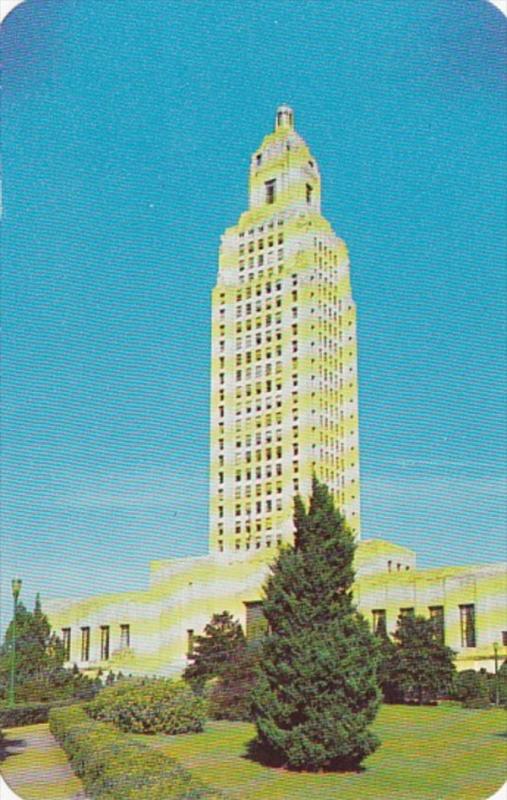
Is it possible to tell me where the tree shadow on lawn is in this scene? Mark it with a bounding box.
[0,737,26,764]
[242,737,365,774]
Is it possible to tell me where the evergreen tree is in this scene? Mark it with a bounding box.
[0,596,99,703]
[251,478,381,771]
[375,629,404,704]
[183,611,246,690]
[207,642,261,721]
[0,594,65,688]
[385,613,456,704]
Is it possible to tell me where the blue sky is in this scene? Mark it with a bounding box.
[2,0,506,619]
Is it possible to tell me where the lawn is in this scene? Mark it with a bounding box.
[137,704,507,800]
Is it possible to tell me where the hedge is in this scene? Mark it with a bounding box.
[49,705,223,800]
[86,678,206,735]
[0,699,77,728]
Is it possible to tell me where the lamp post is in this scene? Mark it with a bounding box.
[493,641,499,708]
[8,578,22,708]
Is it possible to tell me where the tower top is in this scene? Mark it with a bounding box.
[275,105,294,131]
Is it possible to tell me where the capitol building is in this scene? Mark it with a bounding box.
[46,107,506,677]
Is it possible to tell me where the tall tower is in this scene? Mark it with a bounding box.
[209,106,360,554]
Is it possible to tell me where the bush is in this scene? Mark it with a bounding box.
[452,669,491,708]
[86,677,207,734]
[49,705,222,800]
[0,699,78,728]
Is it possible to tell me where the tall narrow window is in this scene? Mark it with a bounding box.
[306,183,313,204]
[244,601,268,642]
[372,609,387,637]
[399,607,414,619]
[120,624,130,650]
[81,627,90,662]
[100,626,110,661]
[429,606,445,644]
[187,629,195,657]
[61,628,71,661]
[459,604,476,647]
[265,179,276,205]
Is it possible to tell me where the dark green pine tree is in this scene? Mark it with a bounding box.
[183,611,246,690]
[386,613,456,704]
[0,594,65,684]
[251,478,381,771]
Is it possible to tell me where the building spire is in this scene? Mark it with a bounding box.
[275,105,294,131]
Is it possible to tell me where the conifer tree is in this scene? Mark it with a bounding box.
[183,611,246,690]
[251,478,381,771]
[383,613,455,704]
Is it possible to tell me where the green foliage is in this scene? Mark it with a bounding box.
[251,478,381,771]
[0,595,65,690]
[382,614,456,704]
[0,699,77,728]
[0,595,99,704]
[86,677,207,734]
[183,611,247,690]
[49,705,223,800]
[493,660,507,706]
[375,633,404,704]
[452,669,491,708]
[207,643,260,721]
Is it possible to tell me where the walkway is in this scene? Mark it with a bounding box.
[0,723,88,800]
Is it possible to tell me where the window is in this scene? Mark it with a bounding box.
[428,606,444,644]
[459,604,476,647]
[265,179,276,205]
[372,609,387,637]
[187,629,195,657]
[100,626,110,661]
[61,628,71,661]
[399,607,414,619]
[244,601,268,642]
[256,153,262,166]
[306,184,313,204]
[502,631,507,646]
[120,624,130,650]
[81,627,90,662]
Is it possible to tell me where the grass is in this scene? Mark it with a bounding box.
[1,723,86,800]
[135,705,507,800]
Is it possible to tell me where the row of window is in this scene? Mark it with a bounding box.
[371,605,476,648]
[61,624,131,663]
[238,218,284,237]
[238,233,284,255]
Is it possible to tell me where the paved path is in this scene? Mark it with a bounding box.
[1,723,88,800]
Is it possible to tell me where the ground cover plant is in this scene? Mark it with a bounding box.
[137,704,507,800]
[49,704,222,800]
[86,676,206,734]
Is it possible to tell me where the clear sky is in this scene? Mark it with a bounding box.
[2,0,506,620]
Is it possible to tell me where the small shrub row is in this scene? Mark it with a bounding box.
[86,678,206,735]
[49,705,222,800]
[0,699,77,728]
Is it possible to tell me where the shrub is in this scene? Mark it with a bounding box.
[86,677,207,734]
[453,669,491,708]
[49,705,222,800]
[0,699,77,728]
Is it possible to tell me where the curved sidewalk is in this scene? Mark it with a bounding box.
[1,723,88,800]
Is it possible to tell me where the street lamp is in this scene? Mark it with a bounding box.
[493,641,499,708]
[8,578,22,708]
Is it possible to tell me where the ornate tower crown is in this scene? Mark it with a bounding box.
[248,105,321,215]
